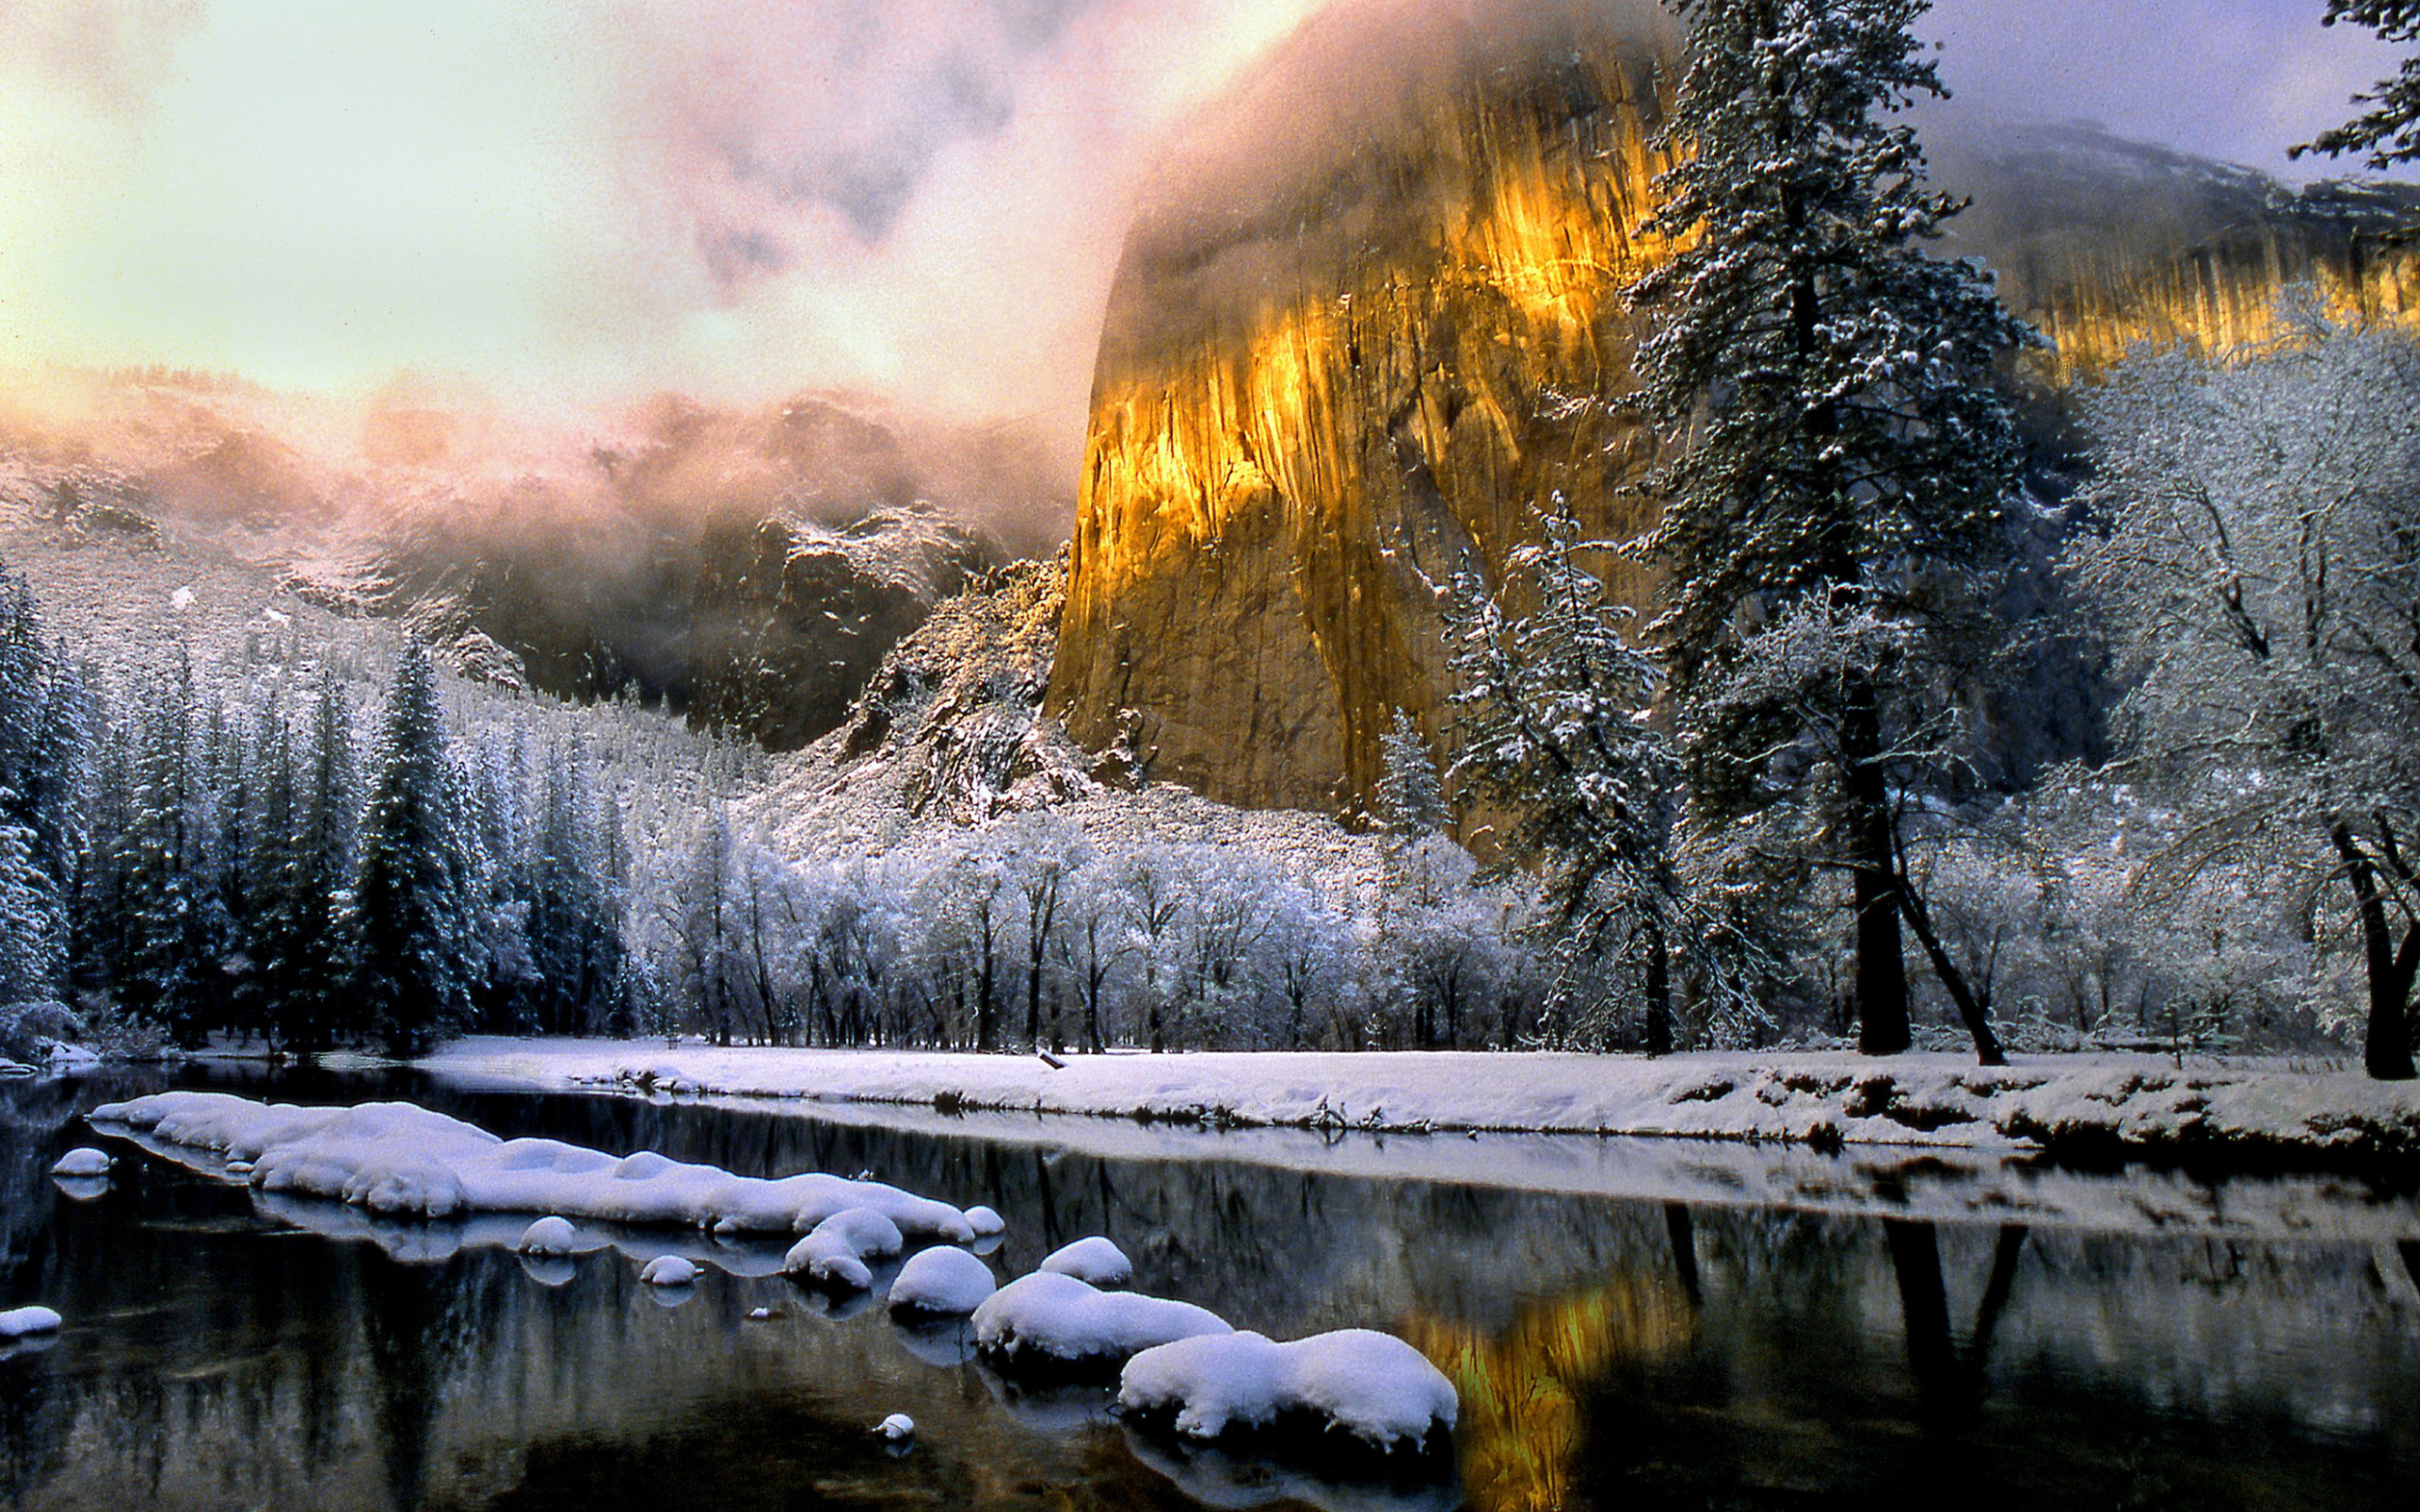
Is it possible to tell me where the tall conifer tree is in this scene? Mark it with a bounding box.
[353,644,477,1056]
[1629,0,2034,1055]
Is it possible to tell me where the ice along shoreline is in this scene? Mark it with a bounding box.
[420,1037,2420,1172]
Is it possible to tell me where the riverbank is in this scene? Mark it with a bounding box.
[419,1038,2420,1169]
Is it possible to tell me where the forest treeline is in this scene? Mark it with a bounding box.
[0,581,1549,1059]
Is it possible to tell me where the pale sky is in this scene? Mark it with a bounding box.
[0,0,2407,428]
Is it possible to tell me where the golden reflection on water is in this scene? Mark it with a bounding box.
[1406,1275,1695,1512]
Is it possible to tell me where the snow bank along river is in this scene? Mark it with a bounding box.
[427,1036,2420,1167]
[3,1063,2417,1510]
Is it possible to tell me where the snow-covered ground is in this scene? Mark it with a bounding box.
[424,1036,2420,1168]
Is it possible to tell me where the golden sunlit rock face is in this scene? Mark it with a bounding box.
[1048,3,2420,817]
[1046,0,1679,815]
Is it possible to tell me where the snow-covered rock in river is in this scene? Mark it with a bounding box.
[783,1206,904,1290]
[1118,1329,1457,1456]
[638,1255,699,1287]
[48,1147,110,1177]
[888,1246,996,1317]
[874,1413,914,1442]
[0,1305,61,1338]
[964,1204,1005,1239]
[1039,1235,1132,1287]
[86,1091,977,1240]
[518,1216,579,1255]
[973,1271,1230,1371]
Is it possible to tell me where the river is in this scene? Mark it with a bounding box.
[3,1061,2416,1510]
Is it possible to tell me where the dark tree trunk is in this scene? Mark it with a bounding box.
[1897,875,2007,1066]
[1841,689,1911,1055]
[2332,821,2417,1080]
[1643,920,1674,1057]
[1025,956,1044,1051]
[977,948,997,1053]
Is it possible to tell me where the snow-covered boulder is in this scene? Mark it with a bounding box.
[638,1255,699,1287]
[972,1271,1229,1372]
[1039,1235,1132,1287]
[47,1148,109,1178]
[1117,1329,1457,1456]
[784,1206,905,1290]
[518,1216,579,1255]
[88,1091,978,1241]
[965,1205,1006,1238]
[874,1413,914,1442]
[888,1246,996,1317]
[792,1204,904,1255]
[0,1306,61,1338]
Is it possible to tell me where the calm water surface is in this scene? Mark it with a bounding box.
[3,1061,2418,1511]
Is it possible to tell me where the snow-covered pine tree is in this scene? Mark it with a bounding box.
[118,652,214,1045]
[1374,711,1447,840]
[241,695,324,1045]
[1628,0,2036,1058]
[280,663,359,1049]
[2297,3,2420,167]
[29,652,91,908]
[1448,497,1696,1054]
[352,644,479,1057]
[528,738,627,1036]
[461,729,537,1032]
[233,696,300,1040]
[71,682,135,1001]
[0,807,64,1009]
[0,573,82,906]
[196,697,248,1035]
[0,572,48,823]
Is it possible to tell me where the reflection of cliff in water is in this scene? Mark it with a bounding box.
[3,1072,2417,1510]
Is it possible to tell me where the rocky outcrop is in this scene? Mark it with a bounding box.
[813,553,1097,821]
[1047,0,2420,819]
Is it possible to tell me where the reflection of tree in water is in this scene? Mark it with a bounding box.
[360,1248,522,1512]
[1559,1211,2420,1511]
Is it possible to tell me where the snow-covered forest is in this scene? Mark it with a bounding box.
[1,293,2412,1075]
[0,560,1559,1059]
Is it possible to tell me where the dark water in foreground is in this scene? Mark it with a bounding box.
[3,1063,2418,1512]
